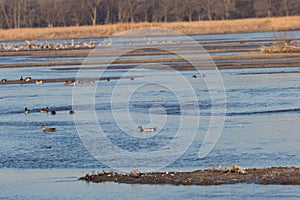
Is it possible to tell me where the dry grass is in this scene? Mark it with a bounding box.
[261,42,300,53]
[0,16,300,42]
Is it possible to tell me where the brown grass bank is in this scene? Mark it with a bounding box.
[0,16,300,42]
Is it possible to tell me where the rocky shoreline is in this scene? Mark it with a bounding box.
[79,166,300,186]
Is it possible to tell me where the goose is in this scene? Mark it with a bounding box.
[137,125,156,132]
[20,76,23,81]
[192,75,197,78]
[51,110,56,115]
[24,108,30,114]
[69,110,75,115]
[41,125,56,133]
[40,107,49,113]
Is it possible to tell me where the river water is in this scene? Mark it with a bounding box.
[0,31,299,199]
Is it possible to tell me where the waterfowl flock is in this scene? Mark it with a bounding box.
[3,72,205,135]
[24,106,75,133]
[0,38,115,52]
[0,40,96,52]
[0,75,136,86]
[24,106,74,116]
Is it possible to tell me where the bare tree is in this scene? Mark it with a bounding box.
[287,0,300,16]
[160,0,173,22]
[253,0,273,17]
[0,0,299,29]
[127,0,138,23]
[13,0,21,28]
[23,0,39,28]
[223,0,235,19]
[173,0,187,22]
[151,0,164,22]
[85,0,102,26]
[38,0,58,27]
[282,0,289,16]
[70,1,88,26]
[116,0,128,23]
[0,0,13,28]
[135,0,150,22]
[206,0,214,20]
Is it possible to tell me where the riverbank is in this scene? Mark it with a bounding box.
[79,166,300,186]
[0,16,300,42]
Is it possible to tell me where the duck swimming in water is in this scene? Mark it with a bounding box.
[137,125,156,132]
[24,108,30,114]
[41,125,56,133]
[40,107,49,113]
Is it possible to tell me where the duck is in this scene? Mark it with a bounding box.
[24,108,30,114]
[35,80,43,85]
[64,80,76,86]
[1,79,7,83]
[192,75,197,78]
[20,76,23,81]
[40,107,49,113]
[69,110,75,115]
[41,125,56,133]
[24,77,31,82]
[41,145,52,149]
[51,110,56,115]
[137,125,156,132]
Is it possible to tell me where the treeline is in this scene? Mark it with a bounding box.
[0,0,299,29]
